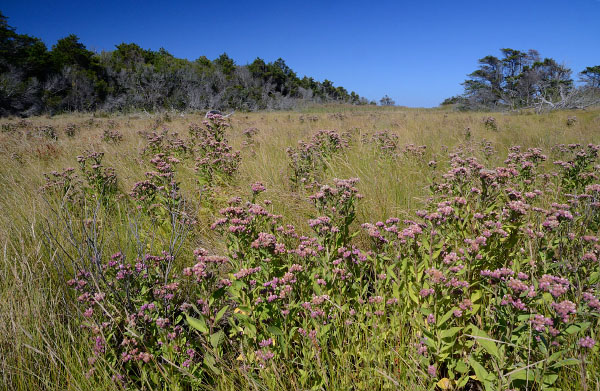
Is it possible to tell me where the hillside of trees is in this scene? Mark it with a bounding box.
[443,48,600,112]
[0,11,369,117]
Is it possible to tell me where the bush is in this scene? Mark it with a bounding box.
[286,129,349,189]
[36,123,600,390]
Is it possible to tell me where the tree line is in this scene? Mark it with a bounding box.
[0,11,370,117]
[443,48,600,112]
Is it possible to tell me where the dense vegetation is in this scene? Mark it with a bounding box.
[1,106,599,390]
[1,7,600,391]
[0,11,368,117]
[442,49,600,112]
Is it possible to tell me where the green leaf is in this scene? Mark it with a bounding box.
[455,360,468,373]
[470,325,499,359]
[468,356,491,384]
[386,265,398,281]
[543,373,559,386]
[456,375,469,388]
[230,280,245,292]
[186,314,208,334]
[517,314,532,322]
[233,312,250,321]
[440,326,463,339]
[210,330,224,350]
[437,307,457,327]
[564,322,590,335]
[320,324,332,337]
[244,322,257,338]
[203,354,220,374]
[408,284,419,305]
[422,331,437,349]
[551,358,580,368]
[214,305,229,324]
[267,325,284,336]
[509,367,535,382]
[422,240,430,252]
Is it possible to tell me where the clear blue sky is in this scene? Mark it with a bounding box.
[2,0,599,107]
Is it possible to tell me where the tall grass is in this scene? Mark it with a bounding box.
[1,106,599,390]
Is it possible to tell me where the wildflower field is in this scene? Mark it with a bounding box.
[1,106,599,391]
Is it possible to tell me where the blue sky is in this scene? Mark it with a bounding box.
[2,0,599,107]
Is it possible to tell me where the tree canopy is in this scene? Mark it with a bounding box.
[445,48,598,111]
[580,66,600,89]
[0,10,367,116]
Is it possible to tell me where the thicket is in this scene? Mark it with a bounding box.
[0,11,368,117]
[443,49,600,112]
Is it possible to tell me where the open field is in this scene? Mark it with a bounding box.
[1,106,599,390]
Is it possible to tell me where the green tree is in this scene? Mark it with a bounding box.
[50,34,93,72]
[112,43,152,70]
[0,11,49,78]
[0,10,366,116]
[248,57,267,78]
[461,48,573,110]
[214,53,235,77]
[267,58,298,95]
[580,66,600,89]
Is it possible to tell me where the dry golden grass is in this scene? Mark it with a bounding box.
[1,107,598,239]
[1,105,599,390]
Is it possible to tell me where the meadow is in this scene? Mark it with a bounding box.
[0,106,599,390]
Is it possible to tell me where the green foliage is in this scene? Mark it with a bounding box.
[456,48,576,110]
[440,95,467,106]
[50,34,94,72]
[37,126,599,390]
[0,11,366,117]
[286,129,350,189]
[111,43,154,71]
[189,114,241,191]
[3,109,599,390]
[77,151,119,206]
[579,65,600,89]
[214,52,236,77]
